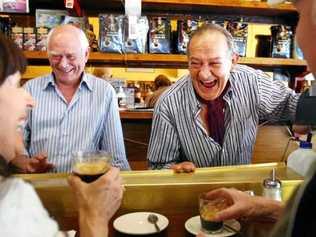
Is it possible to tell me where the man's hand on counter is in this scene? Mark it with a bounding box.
[10,153,55,173]
[171,161,196,173]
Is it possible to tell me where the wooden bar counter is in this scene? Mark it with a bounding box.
[18,162,302,236]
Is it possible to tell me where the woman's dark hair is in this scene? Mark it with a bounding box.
[0,32,27,86]
[154,74,171,90]
[0,156,10,177]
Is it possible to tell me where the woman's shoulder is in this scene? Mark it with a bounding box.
[0,177,59,236]
[0,177,44,216]
[0,177,32,198]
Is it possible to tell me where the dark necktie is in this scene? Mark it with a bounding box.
[207,98,225,146]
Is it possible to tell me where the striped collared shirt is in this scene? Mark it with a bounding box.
[147,65,299,169]
[23,73,130,173]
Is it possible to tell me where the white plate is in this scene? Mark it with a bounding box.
[185,216,241,237]
[113,212,169,235]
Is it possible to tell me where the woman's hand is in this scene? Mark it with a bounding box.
[68,167,124,237]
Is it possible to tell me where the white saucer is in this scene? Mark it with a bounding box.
[113,212,169,235]
[185,216,241,237]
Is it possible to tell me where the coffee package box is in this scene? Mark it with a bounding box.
[271,25,293,58]
[11,26,23,49]
[36,27,49,51]
[23,27,36,51]
[61,16,87,30]
[99,14,124,54]
[177,18,198,54]
[226,21,248,57]
[123,15,149,54]
[149,17,171,54]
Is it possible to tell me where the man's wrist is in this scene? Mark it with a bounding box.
[79,212,108,237]
[256,196,284,221]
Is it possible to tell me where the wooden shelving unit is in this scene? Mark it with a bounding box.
[24,51,307,70]
[140,0,297,13]
[20,0,304,74]
[29,0,296,16]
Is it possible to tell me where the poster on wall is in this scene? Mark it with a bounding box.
[0,0,29,13]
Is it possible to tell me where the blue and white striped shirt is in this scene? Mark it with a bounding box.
[23,73,130,173]
[148,65,299,169]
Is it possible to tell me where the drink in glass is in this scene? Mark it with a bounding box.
[199,193,228,233]
[72,151,112,183]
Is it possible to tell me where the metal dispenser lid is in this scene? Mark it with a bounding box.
[263,168,281,189]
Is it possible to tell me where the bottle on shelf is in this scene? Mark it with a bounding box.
[117,86,127,109]
[287,136,316,176]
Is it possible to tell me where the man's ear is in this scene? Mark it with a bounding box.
[84,47,90,63]
[231,52,239,68]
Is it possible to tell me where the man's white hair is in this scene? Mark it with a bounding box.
[46,24,89,51]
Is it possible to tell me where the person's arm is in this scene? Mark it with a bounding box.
[68,167,124,237]
[257,70,299,122]
[9,153,54,173]
[100,86,130,170]
[147,100,181,169]
[204,188,284,222]
[10,114,54,173]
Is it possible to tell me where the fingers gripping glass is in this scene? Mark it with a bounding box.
[199,193,228,234]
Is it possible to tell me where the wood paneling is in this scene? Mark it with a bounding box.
[253,125,298,164]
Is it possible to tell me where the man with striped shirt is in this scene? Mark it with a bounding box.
[148,24,299,171]
[11,24,130,173]
[199,1,316,237]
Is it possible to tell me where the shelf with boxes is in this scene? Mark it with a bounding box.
[1,0,307,79]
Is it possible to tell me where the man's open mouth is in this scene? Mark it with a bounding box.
[200,80,217,89]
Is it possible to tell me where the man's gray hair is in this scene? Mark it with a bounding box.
[46,24,89,51]
[187,23,235,57]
